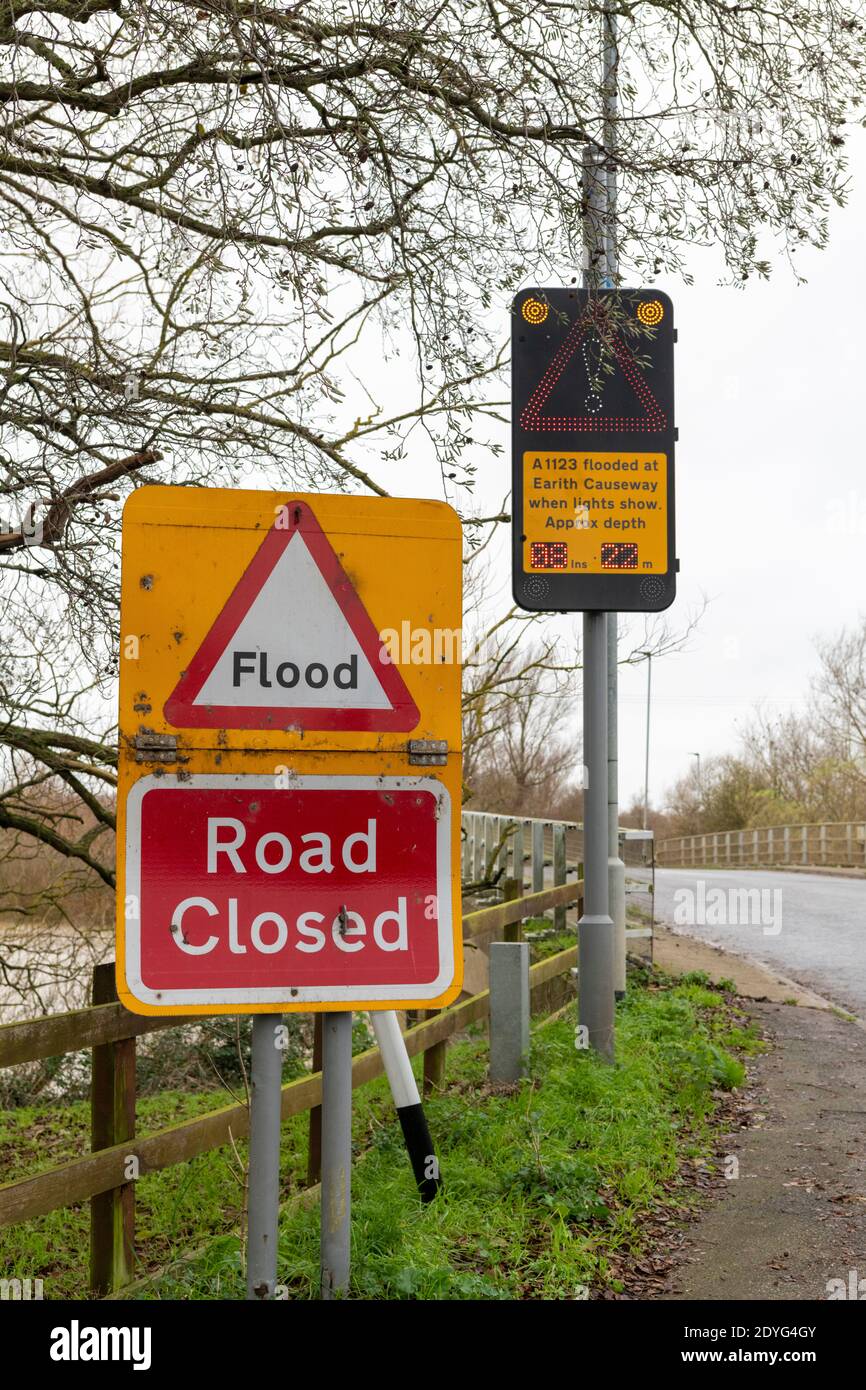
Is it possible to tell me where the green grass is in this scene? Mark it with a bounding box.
[0,970,762,1301]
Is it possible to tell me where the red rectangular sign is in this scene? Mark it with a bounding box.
[121,774,454,1009]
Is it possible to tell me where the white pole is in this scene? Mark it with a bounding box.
[370,1011,441,1201]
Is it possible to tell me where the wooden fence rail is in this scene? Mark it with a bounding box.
[658,822,866,870]
[0,878,583,1296]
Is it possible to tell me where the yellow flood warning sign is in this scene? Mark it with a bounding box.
[117,486,464,1016]
[522,451,668,575]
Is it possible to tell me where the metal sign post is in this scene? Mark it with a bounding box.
[579,146,614,1062]
[510,131,676,1056]
[320,1011,353,1299]
[246,1014,283,1300]
[603,6,627,1000]
[580,608,615,1061]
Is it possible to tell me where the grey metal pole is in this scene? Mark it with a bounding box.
[601,7,626,999]
[643,651,653,829]
[320,1010,352,1299]
[608,613,626,998]
[580,610,616,1062]
[246,1013,283,1300]
[579,106,616,1060]
[602,7,618,285]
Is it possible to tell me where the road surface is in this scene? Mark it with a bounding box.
[636,867,866,1019]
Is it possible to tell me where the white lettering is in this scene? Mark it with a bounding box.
[373,897,408,951]
[342,819,376,873]
[250,911,289,954]
[207,818,247,873]
[299,832,333,874]
[254,832,292,874]
[332,909,366,952]
[171,898,219,954]
[296,911,326,953]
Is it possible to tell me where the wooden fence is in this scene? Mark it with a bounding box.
[658,822,866,870]
[0,877,583,1298]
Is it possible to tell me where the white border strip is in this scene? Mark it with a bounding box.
[123,773,454,1007]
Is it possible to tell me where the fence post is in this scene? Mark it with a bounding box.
[503,875,522,944]
[480,815,493,881]
[422,1011,447,1097]
[553,824,567,932]
[531,820,544,896]
[820,823,827,865]
[513,822,526,894]
[474,816,485,882]
[90,962,135,1297]
[783,825,790,864]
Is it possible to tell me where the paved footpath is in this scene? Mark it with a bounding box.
[652,926,866,1300]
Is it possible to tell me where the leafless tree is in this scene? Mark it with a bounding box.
[0,0,862,947]
[664,617,866,835]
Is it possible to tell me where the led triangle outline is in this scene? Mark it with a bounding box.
[520,301,667,433]
[164,500,420,731]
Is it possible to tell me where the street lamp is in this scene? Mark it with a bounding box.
[689,752,702,830]
[688,751,702,796]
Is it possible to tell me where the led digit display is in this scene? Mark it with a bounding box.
[530,541,568,569]
[601,542,639,570]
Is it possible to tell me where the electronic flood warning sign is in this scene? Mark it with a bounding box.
[512,287,676,613]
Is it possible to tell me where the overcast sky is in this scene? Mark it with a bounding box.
[365,129,866,813]
[611,135,866,810]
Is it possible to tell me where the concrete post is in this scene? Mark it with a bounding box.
[489,942,530,1083]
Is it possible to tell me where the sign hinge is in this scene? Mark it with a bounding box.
[132,732,179,764]
[408,739,448,767]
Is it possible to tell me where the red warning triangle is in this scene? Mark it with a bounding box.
[520,300,667,433]
[164,500,420,732]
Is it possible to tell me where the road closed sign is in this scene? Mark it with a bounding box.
[123,775,453,1009]
[117,487,463,1015]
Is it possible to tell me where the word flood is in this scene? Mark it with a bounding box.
[232,651,358,690]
